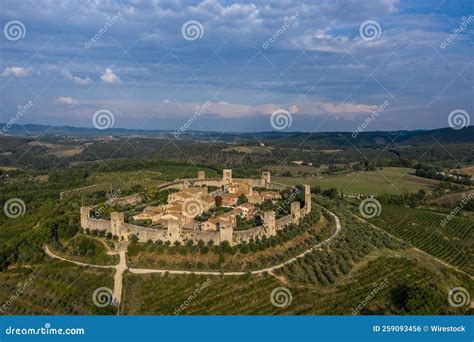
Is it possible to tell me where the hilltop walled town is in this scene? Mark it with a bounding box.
[80,170,312,246]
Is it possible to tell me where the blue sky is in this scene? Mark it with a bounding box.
[0,0,472,132]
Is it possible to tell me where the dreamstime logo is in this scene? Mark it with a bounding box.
[4,322,85,336]
[440,192,473,227]
[92,287,116,307]
[447,287,470,308]
[359,197,381,218]
[91,189,123,219]
[0,277,34,314]
[3,198,26,218]
[84,11,122,49]
[352,278,389,315]
[174,278,212,315]
[4,20,26,41]
[182,198,204,218]
[1,100,34,135]
[275,188,301,216]
[92,109,115,130]
[448,109,470,130]
[270,287,292,308]
[174,101,212,138]
[270,109,293,130]
[440,16,474,49]
[359,20,382,42]
[181,20,203,41]
[352,100,389,138]
[262,11,300,49]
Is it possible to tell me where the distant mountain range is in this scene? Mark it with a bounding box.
[1,122,473,146]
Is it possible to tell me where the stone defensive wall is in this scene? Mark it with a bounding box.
[81,202,312,246]
[182,229,219,244]
[183,178,224,187]
[83,218,111,232]
[233,226,265,244]
[108,193,142,206]
[276,215,293,229]
[123,223,167,241]
[79,172,313,246]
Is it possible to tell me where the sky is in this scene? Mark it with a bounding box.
[0,0,473,133]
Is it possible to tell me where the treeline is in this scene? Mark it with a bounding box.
[415,164,472,185]
[3,133,473,173]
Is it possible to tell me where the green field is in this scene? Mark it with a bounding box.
[51,235,119,266]
[276,167,439,195]
[0,262,115,315]
[88,170,164,183]
[369,205,473,274]
[122,253,472,315]
[122,203,472,315]
[89,165,219,184]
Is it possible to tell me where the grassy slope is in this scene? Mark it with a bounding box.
[276,167,439,195]
[122,249,472,315]
[50,235,119,266]
[369,205,473,274]
[0,262,115,315]
[123,202,472,315]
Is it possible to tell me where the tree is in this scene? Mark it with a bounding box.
[416,189,426,201]
[218,254,225,263]
[323,188,338,199]
[215,196,222,207]
[237,194,248,205]
[391,285,443,314]
[405,286,443,314]
[129,234,139,244]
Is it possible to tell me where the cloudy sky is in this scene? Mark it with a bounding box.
[0,0,472,132]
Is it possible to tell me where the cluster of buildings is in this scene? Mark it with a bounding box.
[132,186,215,227]
[80,169,312,246]
[131,169,281,233]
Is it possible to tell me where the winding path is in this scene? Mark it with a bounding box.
[44,206,342,306]
[44,245,115,269]
[43,244,124,305]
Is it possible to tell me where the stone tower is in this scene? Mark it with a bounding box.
[291,201,301,223]
[198,171,205,180]
[111,212,124,237]
[223,169,232,184]
[167,219,182,244]
[263,211,276,237]
[261,171,271,186]
[304,185,311,214]
[80,206,91,228]
[219,221,234,246]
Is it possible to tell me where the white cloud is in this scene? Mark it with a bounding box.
[100,68,121,84]
[289,105,299,113]
[54,96,79,105]
[63,71,92,85]
[2,67,31,77]
[86,99,373,119]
